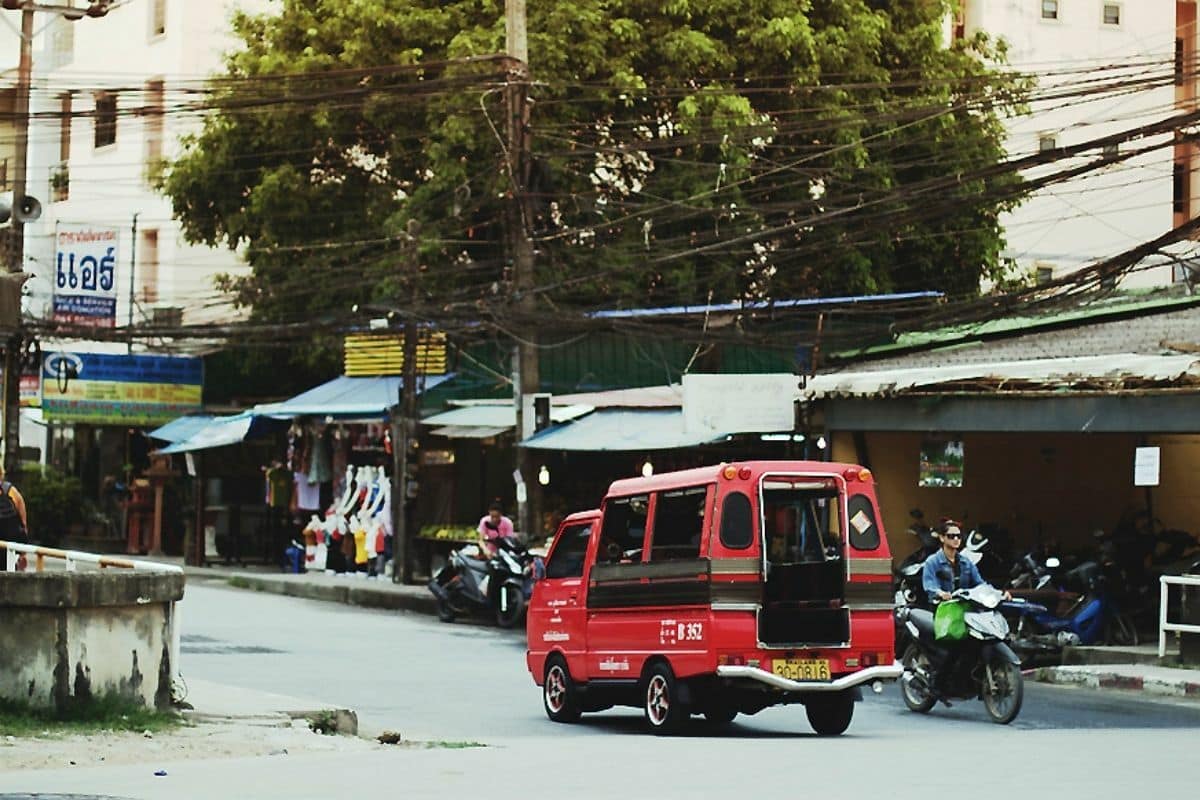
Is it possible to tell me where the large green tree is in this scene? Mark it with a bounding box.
[162,0,1025,346]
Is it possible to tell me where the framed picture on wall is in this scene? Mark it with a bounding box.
[919,439,964,488]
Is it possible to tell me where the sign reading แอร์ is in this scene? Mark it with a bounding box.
[53,224,120,327]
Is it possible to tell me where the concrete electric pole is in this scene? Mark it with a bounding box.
[505,0,541,539]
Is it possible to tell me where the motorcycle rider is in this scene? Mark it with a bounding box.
[921,519,1010,699]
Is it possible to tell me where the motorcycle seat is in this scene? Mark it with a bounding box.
[908,608,936,640]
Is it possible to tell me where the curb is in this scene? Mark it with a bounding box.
[189,571,439,617]
[1030,666,1200,700]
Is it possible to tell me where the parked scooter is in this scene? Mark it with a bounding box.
[428,537,542,628]
[897,584,1025,724]
[1004,560,1137,660]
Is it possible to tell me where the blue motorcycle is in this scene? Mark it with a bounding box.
[1004,560,1137,663]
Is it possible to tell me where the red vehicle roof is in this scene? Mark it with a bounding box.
[605,460,864,498]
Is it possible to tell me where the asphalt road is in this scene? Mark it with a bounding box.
[4,581,1199,799]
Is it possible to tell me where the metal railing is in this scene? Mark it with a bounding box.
[1159,573,1200,657]
[0,540,182,574]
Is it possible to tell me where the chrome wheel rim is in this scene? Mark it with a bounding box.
[902,652,931,705]
[545,665,567,713]
[646,674,670,726]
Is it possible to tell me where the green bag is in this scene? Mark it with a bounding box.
[933,600,967,641]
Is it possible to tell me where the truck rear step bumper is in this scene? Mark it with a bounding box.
[716,662,903,692]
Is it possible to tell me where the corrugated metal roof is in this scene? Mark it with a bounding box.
[259,373,455,421]
[805,353,1200,399]
[521,409,728,451]
[148,415,218,443]
[429,425,511,439]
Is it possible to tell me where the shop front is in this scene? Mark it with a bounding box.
[805,354,1200,565]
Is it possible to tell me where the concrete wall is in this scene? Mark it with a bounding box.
[832,429,1200,561]
[959,0,1180,288]
[0,571,184,711]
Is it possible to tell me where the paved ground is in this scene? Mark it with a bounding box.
[4,581,1199,799]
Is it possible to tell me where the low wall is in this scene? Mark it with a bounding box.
[0,571,185,711]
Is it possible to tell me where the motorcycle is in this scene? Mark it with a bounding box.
[897,584,1025,725]
[1004,560,1137,660]
[428,537,542,628]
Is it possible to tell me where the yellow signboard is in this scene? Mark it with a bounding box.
[344,332,448,377]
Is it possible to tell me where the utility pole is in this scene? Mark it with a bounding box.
[2,4,35,479]
[127,212,139,353]
[393,219,421,584]
[505,0,540,539]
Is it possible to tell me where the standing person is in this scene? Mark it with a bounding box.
[0,465,29,572]
[477,501,514,557]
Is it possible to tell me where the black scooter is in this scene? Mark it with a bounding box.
[428,537,537,628]
[897,584,1025,725]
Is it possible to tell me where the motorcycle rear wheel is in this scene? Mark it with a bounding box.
[436,597,457,623]
[900,644,936,713]
[982,657,1024,725]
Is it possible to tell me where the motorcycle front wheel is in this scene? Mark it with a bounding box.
[495,583,526,628]
[982,657,1024,725]
[900,644,936,713]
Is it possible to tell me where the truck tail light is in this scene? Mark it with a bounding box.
[717,654,747,667]
[843,467,873,482]
[861,653,877,667]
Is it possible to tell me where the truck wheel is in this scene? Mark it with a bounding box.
[543,656,581,723]
[805,692,854,736]
[644,663,689,735]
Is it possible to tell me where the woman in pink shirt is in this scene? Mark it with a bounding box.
[477,502,514,556]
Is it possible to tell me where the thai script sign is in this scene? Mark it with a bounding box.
[41,351,202,425]
[53,224,119,327]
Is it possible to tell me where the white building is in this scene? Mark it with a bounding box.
[955,0,1193,287]
[1,0,275,336]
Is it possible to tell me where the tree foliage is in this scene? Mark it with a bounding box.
[162,0,1026,340]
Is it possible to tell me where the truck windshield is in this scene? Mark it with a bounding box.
[762,484,842,564]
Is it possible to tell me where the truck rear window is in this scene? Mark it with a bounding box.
[763,485,841,563]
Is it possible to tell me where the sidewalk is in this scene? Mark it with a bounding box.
[1029,640,1200,701]
[167,558,439,617]
[0,678,372,774]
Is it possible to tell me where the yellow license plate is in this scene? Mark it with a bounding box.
[771,658,831,681]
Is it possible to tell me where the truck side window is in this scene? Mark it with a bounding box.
[720,491,753,550]
[648,486,708,561]
[545,522,593,579]
[846,495,881,551]
[599,495,649,564]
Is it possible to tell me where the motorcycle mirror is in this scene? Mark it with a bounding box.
[1045,557,1061,569]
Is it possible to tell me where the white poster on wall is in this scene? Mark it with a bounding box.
[1134,446,1160,487]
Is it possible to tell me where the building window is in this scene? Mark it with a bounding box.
[144,79,165,182]
[140,229,159,304]
[150,0,166,38]
[953,2,966,40]
[1177,38,1187,86]
[1041,0,1059,20]
[94,92,117,149]
[46,15,74,69]
[1102,3,1120,25]
[1038,133,1058,153]
[1035,263,1056,285]
[1102,142,1119,159]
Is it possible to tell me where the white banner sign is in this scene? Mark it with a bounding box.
[682,373,799,434]
[1134,446,1160,487]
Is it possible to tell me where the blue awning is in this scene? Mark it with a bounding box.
[521,409,729,451]
[148,414,218,443]
[259,373,455,421]
[158,412,284,454]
